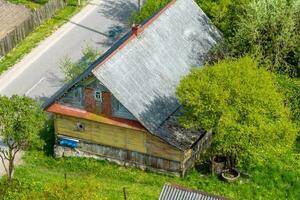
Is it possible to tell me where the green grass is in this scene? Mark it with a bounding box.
[0,0,85,74]
[7,0,48,10]
[1,149,300,200]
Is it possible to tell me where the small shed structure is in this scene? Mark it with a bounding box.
[159,183,228,200]
[45,0,221,176]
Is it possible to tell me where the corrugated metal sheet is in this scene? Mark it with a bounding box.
[93,0,221,147]
[159,183,228,200]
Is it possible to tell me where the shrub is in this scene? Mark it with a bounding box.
[176,57,297,168]
[130,0,171,25]
[196,0,250,37]
[228,0,300,77]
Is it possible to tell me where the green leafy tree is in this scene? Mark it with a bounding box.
[130,0,171,25]
[60,45,99,82]
[276,75,300,126]
[228,0,300,77]
[0,95,46,183]
[196,0,250,37]
[176,57,297,168]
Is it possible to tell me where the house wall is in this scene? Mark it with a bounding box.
[54,114,183,162]
[181,131,212,176]
[58,77,136,120]
[55,140,182,176]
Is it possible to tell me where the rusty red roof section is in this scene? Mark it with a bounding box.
[47,103,147,132]
[92,0,176,72]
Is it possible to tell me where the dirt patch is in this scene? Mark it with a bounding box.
[0,151,24,177]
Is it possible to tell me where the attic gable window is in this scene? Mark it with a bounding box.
[95,91,102,101]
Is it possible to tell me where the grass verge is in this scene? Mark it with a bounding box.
[0,0,85,74]
[0,149,300,200]
[7,0,48,10]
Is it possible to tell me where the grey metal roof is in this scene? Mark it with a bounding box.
[93,0,220,146]
[159,183,228,200]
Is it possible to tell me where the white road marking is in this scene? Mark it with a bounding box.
[25,77,46,96]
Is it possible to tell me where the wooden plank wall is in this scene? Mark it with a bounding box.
[75,140,182,174]
[55,114,183,162]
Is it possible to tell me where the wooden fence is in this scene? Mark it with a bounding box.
[0,0,66,57]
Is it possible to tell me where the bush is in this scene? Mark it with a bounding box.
[59,45,99,82]
[130,0,171,25]
[176,57,297,168]
[276,75,300,126]
[227,0,300,77]
[196,0,250,37]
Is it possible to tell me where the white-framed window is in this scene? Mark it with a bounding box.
[94,91,102,101]
[76,122,85,131]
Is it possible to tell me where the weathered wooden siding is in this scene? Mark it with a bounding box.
[145,134,182,162]
[55,140,182,175]
[181,131,212,176]
[55,114,183,162]
[58,78,137,120]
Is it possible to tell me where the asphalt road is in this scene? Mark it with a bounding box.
[0,0,139,102]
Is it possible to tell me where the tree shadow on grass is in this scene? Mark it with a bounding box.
[39,119,56,156]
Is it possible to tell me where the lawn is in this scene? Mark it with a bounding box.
[0,0,85,75]
[0,148,300,200]
[7,0,48,10]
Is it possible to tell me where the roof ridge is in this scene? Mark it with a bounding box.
[91,0,177,73]
[43,0,177,110]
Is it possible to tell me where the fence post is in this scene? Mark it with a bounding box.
[123,187,127,200]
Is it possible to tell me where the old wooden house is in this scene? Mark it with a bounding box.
[45,0,220,176]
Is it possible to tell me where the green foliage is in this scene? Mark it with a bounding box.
[1,150,300,199]
[227,0,300,77]
[196,0,250,37]
[59,45,99,82]
[130,0,171,25]
[176,57,297,168]
[276,75,300,125]
[38,119,55,156]
[7,0,48,10]
[0,95,46,151]
[0,95,46,182]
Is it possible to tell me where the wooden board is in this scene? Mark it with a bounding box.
[56,114,146,153]
[55,114,183,161]
[146,134,183,162]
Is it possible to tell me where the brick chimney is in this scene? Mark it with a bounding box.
[132,24,142,36]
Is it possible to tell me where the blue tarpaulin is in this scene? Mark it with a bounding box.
[59,137,79,148]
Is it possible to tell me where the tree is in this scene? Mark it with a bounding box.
[196,0,250,37]
[130,0,171,25]
[176,57,297,168]
[227,0,300,77]
[59,45,99,82]
[0,95,46,183]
